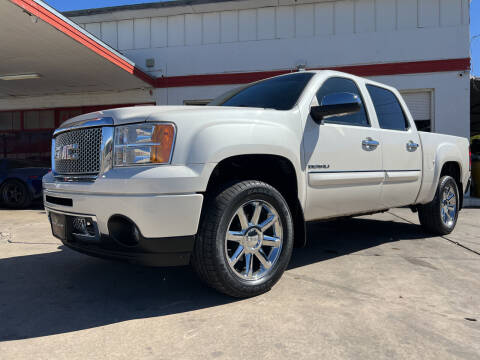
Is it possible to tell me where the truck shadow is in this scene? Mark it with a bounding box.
[0,216,429,341]
[289,216,428,270]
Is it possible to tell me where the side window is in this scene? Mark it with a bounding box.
[315,77,369,127]
[367,85,409,131]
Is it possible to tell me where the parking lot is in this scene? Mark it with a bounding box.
[0,206,479,359]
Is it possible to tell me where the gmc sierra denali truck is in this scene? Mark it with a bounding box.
[43,71,471,298]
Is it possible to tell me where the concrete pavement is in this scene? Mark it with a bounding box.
[0,206,479,359]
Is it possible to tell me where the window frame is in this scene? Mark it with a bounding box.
[366,84,411,132]
[313,76,372,128]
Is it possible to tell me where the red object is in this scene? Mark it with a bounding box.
[155,58,470,88]
[0,103,154,161]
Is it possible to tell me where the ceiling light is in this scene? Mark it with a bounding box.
[0,73,42,81]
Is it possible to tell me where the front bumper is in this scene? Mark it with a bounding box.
[47,209,195,266]
[44,190,203,238]
[43,168,205,266]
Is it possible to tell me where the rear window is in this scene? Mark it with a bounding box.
[367,85,409,131]
[208,72,314,110]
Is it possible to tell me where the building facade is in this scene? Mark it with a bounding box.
[0,0,471,162]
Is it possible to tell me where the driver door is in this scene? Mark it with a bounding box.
[303,76,384,221]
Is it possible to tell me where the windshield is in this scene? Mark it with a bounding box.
[208,72,315,110]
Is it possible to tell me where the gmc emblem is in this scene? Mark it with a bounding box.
[55,144,79,161]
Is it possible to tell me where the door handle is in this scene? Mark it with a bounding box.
[406,141,419,152]
[362,138,380,151]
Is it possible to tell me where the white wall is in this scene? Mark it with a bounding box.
[154,71,471,139]
[72,0,470,77]
[9,0,467,139]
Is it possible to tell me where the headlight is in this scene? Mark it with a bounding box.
[114,123,175,167]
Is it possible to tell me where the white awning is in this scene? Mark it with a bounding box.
[0,0,155,99]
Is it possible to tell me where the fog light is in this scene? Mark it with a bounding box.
[108,215,141,247]
[72,217,96,236]
[72,217,87,233]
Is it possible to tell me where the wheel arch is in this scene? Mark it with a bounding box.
[204,154,307,248]
[439,161,463,209]
[416,141,466,206]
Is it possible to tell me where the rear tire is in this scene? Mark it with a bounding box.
[1,180,32,209]
[192,180,294,298]
[418,176,459,235]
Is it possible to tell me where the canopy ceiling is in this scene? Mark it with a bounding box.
[0,0,154,100]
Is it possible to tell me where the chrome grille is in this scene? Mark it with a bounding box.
[54,128,102,175]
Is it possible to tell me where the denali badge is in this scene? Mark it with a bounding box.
[55,144,79,161]
[308,164,330,170]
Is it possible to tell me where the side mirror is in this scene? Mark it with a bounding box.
[310,92,362,124]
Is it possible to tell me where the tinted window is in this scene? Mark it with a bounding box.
[315,77,369,126]
[208,72,314,110]
[367,85,409,131]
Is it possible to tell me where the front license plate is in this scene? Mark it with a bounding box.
[50,212,66,240]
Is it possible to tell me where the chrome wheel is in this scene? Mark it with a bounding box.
[440,184,457,227]
[225,200,283,281]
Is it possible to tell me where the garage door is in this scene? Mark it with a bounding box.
[400,91,432,132]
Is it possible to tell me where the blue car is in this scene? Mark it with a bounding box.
[0,159,50,208]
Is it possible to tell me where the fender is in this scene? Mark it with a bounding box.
[184,120,307,209]
[416,141,464,205]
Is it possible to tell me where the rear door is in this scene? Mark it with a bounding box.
[304,76,384,220]
[366,85,422,208]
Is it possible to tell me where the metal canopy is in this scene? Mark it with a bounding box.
[0,0,154,100]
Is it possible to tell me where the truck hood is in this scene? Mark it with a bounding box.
[58,105,291,129]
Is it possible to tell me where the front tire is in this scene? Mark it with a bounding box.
[418,176,459,235]
[192,180,294,298]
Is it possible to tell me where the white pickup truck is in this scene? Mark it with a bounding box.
[43,71,471,297]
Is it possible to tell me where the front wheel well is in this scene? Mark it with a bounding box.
[440,161,463,209]
[205,155,306,248]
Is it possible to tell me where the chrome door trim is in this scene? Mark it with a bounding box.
[308,169,421,174]
[384,170,421,183]
[308,169,422,187]
[308,171,385,187]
